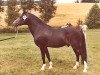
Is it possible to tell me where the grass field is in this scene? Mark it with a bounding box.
[0,29,100,75]
[0,3,100,75]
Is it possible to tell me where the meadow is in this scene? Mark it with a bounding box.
[0,3,100,75]
[0,29,100,75]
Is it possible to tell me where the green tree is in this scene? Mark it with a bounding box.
[85,4,100,28]
[75,0,79,3]
[38,0,57,23]
[0,0,3,22]
[20,0,57,23]
[81,0,96,2]
[21,0,34,11]
[20,0,38,13]
[0,0,3,12]
[5,0,19,26]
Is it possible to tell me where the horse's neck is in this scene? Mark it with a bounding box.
[27,14,51,36]
[27,19,45,36]
[28,24,37,36]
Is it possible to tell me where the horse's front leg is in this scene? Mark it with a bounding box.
[83,61,88,72]
[40,47,46,70]
[45,47,53,69]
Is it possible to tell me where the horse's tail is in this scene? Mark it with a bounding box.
[80,29,87,64]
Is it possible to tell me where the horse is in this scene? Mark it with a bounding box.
[12,11,88,72]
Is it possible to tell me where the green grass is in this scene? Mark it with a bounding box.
[0,29,100,75]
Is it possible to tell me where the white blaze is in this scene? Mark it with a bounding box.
[22,15,27,20]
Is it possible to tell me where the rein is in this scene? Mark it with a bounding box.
[0,27,18,41]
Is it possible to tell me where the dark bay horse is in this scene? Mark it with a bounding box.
[12,11,88,72]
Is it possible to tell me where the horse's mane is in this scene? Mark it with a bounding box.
[29,13,49,27]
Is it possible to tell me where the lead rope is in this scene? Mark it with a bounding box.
[0,27,18,41]
[15,27,18,38]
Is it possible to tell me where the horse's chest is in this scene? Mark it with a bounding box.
[34,34,48,46]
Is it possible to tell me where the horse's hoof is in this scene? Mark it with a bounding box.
[41,64,46,71]
[83,69,87,73]
[73,65,78,69]
[73,66,77,69]
[48,66,53,69]
[41,68,45,71]
[48,61,53,69]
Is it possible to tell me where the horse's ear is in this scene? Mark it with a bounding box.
[23,9,31,14]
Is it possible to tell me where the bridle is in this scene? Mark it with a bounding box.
[0,27,18,41]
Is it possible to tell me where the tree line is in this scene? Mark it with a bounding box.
[0,0,100,29]
[76,0,100,3]
[0,0,57,26]
[85,4,100,29]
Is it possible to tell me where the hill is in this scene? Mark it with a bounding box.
[0,3,100,27]
[48,3,99,27]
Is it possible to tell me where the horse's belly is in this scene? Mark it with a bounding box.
[47,40,66,48]
[48,44,66,48]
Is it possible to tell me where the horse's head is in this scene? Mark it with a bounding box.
[12,11,30,27]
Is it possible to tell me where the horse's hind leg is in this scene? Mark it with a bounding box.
[71,44,88,72]
[80,51,88,72]
[70,39,81,70]
[45,48,53,69]
[72,47,80,69]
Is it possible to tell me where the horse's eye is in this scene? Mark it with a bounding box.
[22,15,27,20]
